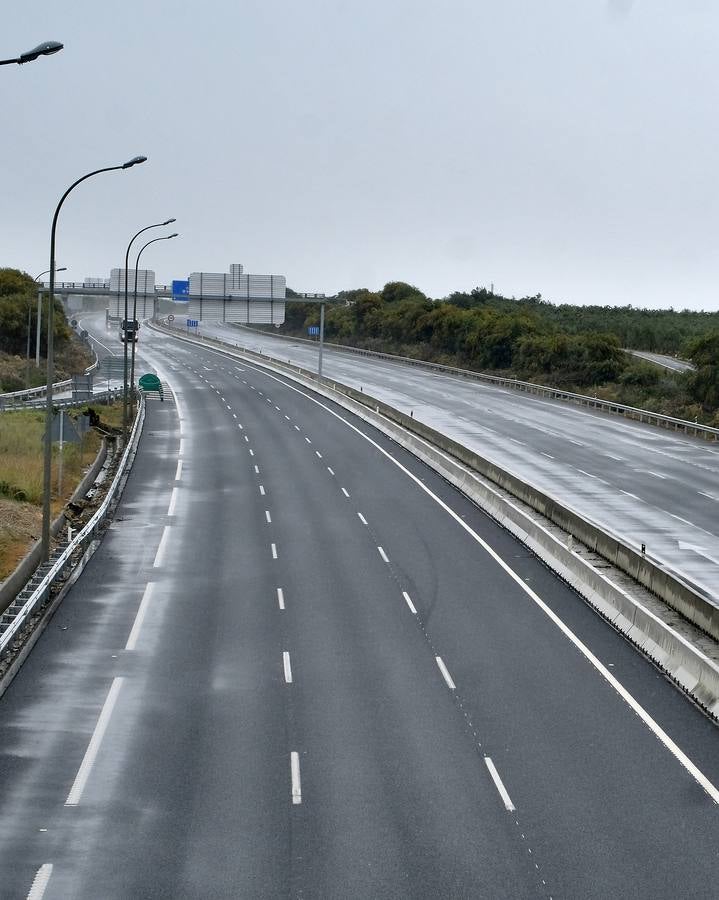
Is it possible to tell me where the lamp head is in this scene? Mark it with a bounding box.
[162,218,176,225]
[122,156,147,169]
[20,41,64,63]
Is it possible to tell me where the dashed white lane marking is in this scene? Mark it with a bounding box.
[327,467,335,476]
[377,546,389,563]
[648,471,666,479]
[304,437,312,444]
[265,510,272,524]
[358,513,368,525]
[271,543,278,559]
[341,488,350,498]
[435,656,456,690]
[698,491,715,500]
[291,751,302,805]
[235,366,245,372]
[249,449,255,457]
[576,469,597,479]
[26,863,53,900]
[315,451,323,459]
[541,452,555,460]
[65,678,124,806]
[259,485,266,495]
[294,425,300,431]
[254,465,260,474]
[275,406,281,411]
[283,651,293,683]
[605,453,624,461]
[484,757,515,811]
[125,582,155,651]
[403,591,417,614]
[238,423,243,430]
[153,526,171,568]
[277,588,285,610]
[285,415,290,420]
[568,439,584,446]
[244,435,249,442]
[167,487,178,517]
[509,438,526,446]
[175,460,183,481]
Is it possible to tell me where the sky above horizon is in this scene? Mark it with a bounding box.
[2,0,718,311]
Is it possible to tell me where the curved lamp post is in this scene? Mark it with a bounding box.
[122,218,176,435]
[130,232,178,398]
[29,266,66,387]
[0,41,63,66]
[41,155,147,562]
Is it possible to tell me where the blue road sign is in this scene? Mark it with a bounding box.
[187,319,199,328]
[308,326,320,336]
[172,279,190,300]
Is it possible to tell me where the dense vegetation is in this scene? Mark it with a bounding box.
[0,268,87,392]
[281,282,719,425]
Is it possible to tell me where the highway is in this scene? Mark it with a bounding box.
[0,319,718,897]
[188,320,719,605]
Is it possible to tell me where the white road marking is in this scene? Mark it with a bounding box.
[226,404,232,410]
[249,449,254,457]
[291,751,302,805]
[175,459,183,481]
[576,469,597,479]
[197,348,719,804]
[271,543,278,559]
[283,651,293,683]
[265,510,272,523]
[167,487,178,517]
[358,513,368,525]
[235,366,245,372]
[435,656,456,689]
[294,425,300,431]
[305,437,312,444]
[125,582,155,651]
[605,453,623,461]
[315,451,323,459]
[26,863,53,900]
[153,526,171,568]
[244,435,249,442]
[232,413,237,419]
[568,439,584,446]
[698,491,716,500]
[65,678,124,806]
[341,488,350,498]
[277,587,285,610]
[403,591,417,614]
[275,406,281,411]
[327,467,335,476]
[238,423,243,430]
[620,490,641,500]
[671,513,695,527]
[509,438,526,446]
[484,757,515,811]
[541,452,555,459]
[259,485,266,495]
[254,465,260,474]
[378,546,389,563]
[178,438,185,455]
[285,415,290,420]
[648,471,667,479]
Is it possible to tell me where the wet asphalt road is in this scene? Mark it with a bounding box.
[0,325,718,898]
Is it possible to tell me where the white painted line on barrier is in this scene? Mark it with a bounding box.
[265,510,272,524]
[358,513,368,525]
[403,591,417,614]
[277,588,285,610]
[26,863,53,900]
[175,459,183,481]
[378,546,389,563]
[283,651,293,683]
[65,678,124,806]
[167,487,178,517]
[125,582,155,651]
[153,526,171,568]
[291,751,302,804]
[271,543,278,559]
[484,757,515,811]
[435,656,456,690]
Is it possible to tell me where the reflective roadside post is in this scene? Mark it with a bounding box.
[41,156,147,563]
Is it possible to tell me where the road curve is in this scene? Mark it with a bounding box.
[0,321,717,897]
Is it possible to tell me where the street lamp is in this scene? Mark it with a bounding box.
[122,217,175,435]
[0,41,64,66]
[41,155,147,563]
[130,232,178,397]
[29,266,66,387]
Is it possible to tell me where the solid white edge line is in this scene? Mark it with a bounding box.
[153,525,171,568]
[377,546,389,563]
[178,438,185,455]
[174,459,183,481]
[283,651,293,683]
[485,757,515,811]
[167,487,179,517]
[403,591,417,614]
[65,678,124,806]
[277,587,285,610]
[435,656,456,690]
[125,582,155,650]
[271,543,278,559]
[26,863,53,900]
[176,336,719,804]
[291,751,302,804]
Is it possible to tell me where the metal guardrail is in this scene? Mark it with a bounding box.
[226,325,719,442]
[0,397,145,659]
[0,346,99,404]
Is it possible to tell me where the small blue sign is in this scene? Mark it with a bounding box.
[172,279,190,300]
[187,319,199,328]
[308,325,320,336]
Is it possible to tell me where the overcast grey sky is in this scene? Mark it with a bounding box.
[2,0,718,309]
